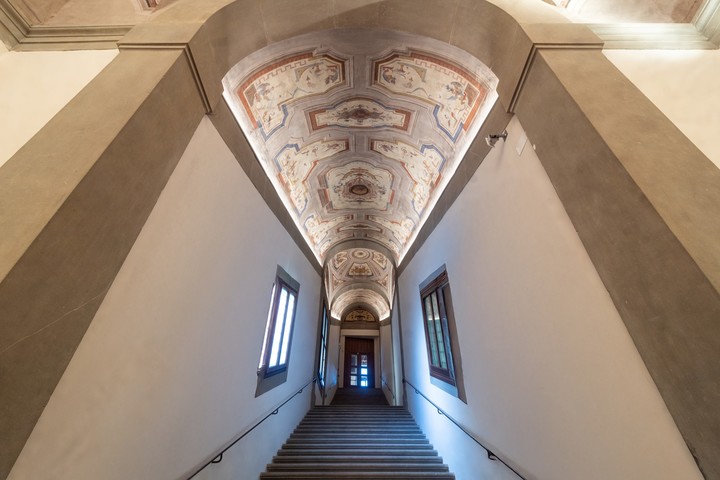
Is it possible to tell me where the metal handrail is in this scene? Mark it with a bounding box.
[186,377,316,479]
[382,377,396,400]
[403,378,526,480]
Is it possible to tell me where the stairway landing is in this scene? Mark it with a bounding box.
[330,387,388,406]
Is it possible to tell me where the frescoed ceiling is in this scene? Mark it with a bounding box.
[222,29,498,322]
[326,248,393,320]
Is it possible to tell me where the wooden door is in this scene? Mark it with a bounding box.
[344,337,374,388]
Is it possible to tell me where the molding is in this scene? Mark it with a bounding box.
[340,329,379,337]
[694,0,720,46]
[509,41,602,113]
[119,42,213,114]
[586,22,717,49]
[0,0,130,50]
[340,320,380,331]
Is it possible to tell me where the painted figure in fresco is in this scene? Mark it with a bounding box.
[305,214,350,247]
[440,80,477,132]
[243,57,343,136]
[247,82,281,127]
[297,62,340,93]
[380,62,429,97]
[275,140,346,214]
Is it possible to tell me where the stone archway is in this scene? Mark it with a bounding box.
[1,1,719,477]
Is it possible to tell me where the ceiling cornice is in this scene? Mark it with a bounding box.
[0,0,129,50]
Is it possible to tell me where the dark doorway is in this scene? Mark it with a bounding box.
[344,337,374,388]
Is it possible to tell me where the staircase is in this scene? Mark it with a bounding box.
[260,402,455,479]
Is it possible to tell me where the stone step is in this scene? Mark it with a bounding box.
[283,438,431,446]
[298,420,419,428]
[276,448,438,456]
[266,463,450,472]
[280,442,434,450]
[260,472,455,479]
[272,455,444,464]
[294,427,422,433]
[262,397,454,479]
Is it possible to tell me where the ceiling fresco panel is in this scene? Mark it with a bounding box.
[345,309,378,323]
[373,50,489,143]
[371,139,445,215]
[309,97,412,131]
[274,139,349,214]
[323,161,394,211]
[222,29,497,315]
[238,52,348,140]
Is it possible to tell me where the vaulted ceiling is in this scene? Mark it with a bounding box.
[4,0,705,324]
[222,29,498,321]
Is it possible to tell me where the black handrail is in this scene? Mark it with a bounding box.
[186,377,316,479]
[382,377,396,400]
[403,378,526,480]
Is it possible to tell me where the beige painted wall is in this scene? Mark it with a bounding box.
[605,49,720,170]
[398,116,702,480]
[8,117,321,480]
[0,49,117,168]
[43,0,154,26]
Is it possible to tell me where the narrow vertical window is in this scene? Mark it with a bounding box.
[419,266,465,402]
[258,269,299,379]
[318,305,329,387]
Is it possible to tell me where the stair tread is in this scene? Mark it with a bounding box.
[262,395,454,479]
[267,463,449,471]
[281,443,434,449]
[273,455,443,462]
[260,470,455,480]
[277,449,438,455]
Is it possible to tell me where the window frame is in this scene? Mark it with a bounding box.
[317,304,329,388]
[419,265,467,401]
[420,269,456,385]
[256,266,300,396]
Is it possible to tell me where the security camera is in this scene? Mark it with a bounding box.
[485,130,508,148]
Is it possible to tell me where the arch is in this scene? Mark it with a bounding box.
[323,239,397,270]
[118,0,571,115]
[2,1,719,478]
[331,280,390,313]
[332,286,389,321]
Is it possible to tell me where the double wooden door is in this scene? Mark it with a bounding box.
[344,337,374,388]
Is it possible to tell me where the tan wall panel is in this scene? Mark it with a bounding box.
[0,48,206,477]
[514,49,720,479]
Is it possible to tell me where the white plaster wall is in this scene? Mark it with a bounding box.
[605,49,720,170]
[0,49,117,168]
[323,323,341,404]
[390,292,404,406]
[398,116,703,480]
[9,117,321,480]
[380,324,396,405]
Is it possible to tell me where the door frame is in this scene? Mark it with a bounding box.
[338,329,380,389]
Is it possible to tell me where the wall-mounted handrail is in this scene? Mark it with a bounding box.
[382,377,396,400]
[186,377,316,479]
[403,378,526,480]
